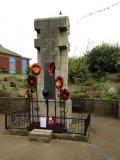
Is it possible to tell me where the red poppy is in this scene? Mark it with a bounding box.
[55,76,63,89]
[59,89,70,101]
[48,62,56,76]
[27,75,37,87]
[31,63,41,75]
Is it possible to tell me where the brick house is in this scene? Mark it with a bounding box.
[0,44,31,74]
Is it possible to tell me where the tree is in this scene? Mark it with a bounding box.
[68,57,89,84]
[86,43,120,73]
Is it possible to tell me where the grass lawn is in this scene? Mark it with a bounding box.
[0,73,27,97]
[0,73,27,79]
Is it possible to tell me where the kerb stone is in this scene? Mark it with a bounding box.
[29,129,53,142]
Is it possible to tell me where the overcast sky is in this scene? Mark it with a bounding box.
[0,0,120,63]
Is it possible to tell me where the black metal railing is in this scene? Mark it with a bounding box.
[5,109,29,130]
[84,113,91,135]
[5,110,91,136]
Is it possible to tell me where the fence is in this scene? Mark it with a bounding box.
[5,110,91,136]
[5,110,29,130]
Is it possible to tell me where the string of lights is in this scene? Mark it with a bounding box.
[70,1,120,55]
[71,1,120,26]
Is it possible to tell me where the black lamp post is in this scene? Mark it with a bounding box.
[42,89,49,117]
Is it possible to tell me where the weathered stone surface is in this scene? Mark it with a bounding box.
[34,16,70,99]
[34,16,72,121]
[0,97,28,113]
[30,129,52,135]
[29,129,53,142]
[4,129,29,136]
[72,98,119,117]
[52,133,88,142]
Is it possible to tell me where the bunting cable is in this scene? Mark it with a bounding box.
[70,1,120,54]
[71,1,120,26]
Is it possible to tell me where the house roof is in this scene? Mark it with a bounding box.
[0,44,31,60]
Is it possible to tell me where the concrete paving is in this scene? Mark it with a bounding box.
[0,114,120,160]
[90,114,120,160]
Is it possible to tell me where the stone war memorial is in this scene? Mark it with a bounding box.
[34,16,72,119]
[27,16,73,135]
[34,16,70,98]
[5,16,91,141]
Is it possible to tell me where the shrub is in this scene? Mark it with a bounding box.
[94,83,108,91]
[71,91,89,98]
[18,93,23,97]
[3,91,10,97]
[83,80,94,86]
[68,57,89,84]
[2,84,7,90]
[107,73,120,82]
[10,82,16,87]
[3,77,7,81]
[0,90,10,97]
[95,69,106,81]
[86,43,120,73]
[18,78,23,82]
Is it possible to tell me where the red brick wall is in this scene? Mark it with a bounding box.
[16,58,22,74]
[0,54,9,69]
[0,52,30,74]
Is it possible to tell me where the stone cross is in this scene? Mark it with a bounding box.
[34,16,70,99]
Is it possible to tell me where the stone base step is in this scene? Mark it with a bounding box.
[29,129,53,142]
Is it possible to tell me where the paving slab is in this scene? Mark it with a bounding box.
[29,129,53,142]
[0,114,120,160]
[90,114,120,160]
[0,114,102,160]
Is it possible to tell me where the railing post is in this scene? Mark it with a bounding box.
[5,114,7,129]
[28,96,31,126]
[84,119,87,136]
[84,113,91,136]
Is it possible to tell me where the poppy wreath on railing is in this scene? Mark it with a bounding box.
[27,75,37,87]
[59,88,69,101]
[55,76,64,89]
[48,62,56,76]
[31,63,41,76]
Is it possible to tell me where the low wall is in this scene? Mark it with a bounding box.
[0,97,119,118]
[72,98,119,118]
[0,97,28,114]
